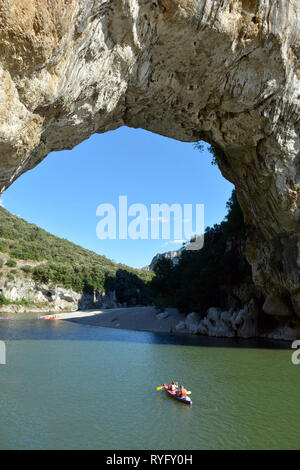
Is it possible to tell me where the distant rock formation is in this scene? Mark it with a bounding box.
[0,1,299,315]
[148,247,185,271]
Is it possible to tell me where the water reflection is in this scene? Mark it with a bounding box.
[0,319,290,349]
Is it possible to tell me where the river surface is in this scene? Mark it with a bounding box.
[0,320,299,450]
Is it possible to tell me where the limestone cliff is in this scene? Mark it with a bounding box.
[0,1,299,315]
[0,275,120,314]
[148,247,184,271]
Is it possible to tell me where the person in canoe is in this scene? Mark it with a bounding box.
[176,385,187,398]
[168,380,178,391]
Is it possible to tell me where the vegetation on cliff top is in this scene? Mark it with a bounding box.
[0,207,153,305]
[150,190,251,314]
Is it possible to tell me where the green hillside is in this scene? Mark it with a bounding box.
[0,207,153,305]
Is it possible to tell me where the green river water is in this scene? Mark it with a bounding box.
[0,320,299,450]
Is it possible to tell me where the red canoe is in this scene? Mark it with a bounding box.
[163,384,192,405]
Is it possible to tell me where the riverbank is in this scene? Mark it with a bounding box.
[61,306,186,334]
[59,306,299,342]
[3,305,299,341]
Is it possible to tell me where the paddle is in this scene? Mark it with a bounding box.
[156,386,191,394]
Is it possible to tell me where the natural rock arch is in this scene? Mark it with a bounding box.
[0,0,299,315]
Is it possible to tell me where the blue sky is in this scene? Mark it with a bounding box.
[1,127,233,268]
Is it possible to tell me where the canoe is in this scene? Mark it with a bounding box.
[163,384,192,405]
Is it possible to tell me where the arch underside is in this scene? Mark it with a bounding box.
[0,0,299,315]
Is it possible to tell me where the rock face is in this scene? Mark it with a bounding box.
[0,1,299,314]
[148,247,184,270]
[0,276,120,313]
[197,302,259,338]
[178,303,300,340]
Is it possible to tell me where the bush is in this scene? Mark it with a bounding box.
[21,265,32,274]
[6,259,17,268]
[0,240,9,252]
[0,294,10,305]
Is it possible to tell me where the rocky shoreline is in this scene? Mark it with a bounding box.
[55,306,300,342]
[1,299,299,342]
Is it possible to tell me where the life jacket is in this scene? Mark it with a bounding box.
[181,388,186,398]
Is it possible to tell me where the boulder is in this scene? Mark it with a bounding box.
[156,311,169,320]
[175,321,186,331]
[263,294,294,317]
[185,312,201,331]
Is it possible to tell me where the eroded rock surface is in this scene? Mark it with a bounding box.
[0,275,120,314]
[0,0,299,314]
[177,304,300,340]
